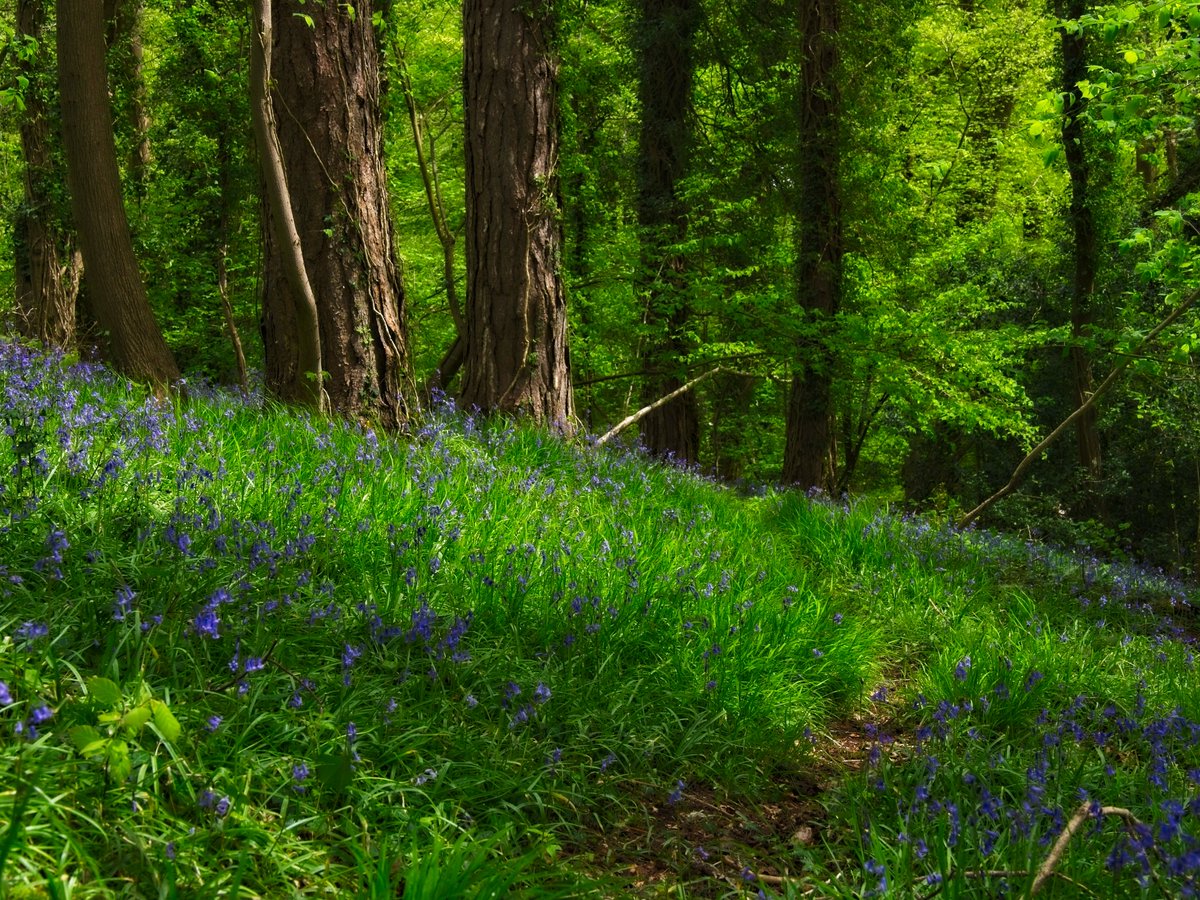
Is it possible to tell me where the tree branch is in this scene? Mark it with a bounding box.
[958,288,1199,528]
[1030,803,1144,896]
[595,367,723,446]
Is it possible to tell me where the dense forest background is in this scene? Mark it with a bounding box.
[2,0,1200,572]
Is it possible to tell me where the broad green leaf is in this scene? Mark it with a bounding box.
[150,700,182,743]
[317,753,354,795]
[69,725,101,754]
[1124,49,1139,65]
[87,677,121,708]
[120,705,152,733]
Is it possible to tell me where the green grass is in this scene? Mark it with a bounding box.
[1,341,1198,897]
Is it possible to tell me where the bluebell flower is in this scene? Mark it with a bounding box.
[206,715,222,732]
[954,656,971,681]
[414,768,438,786]
[668,780,685,804]
[533,682,551,704]
[0,682,11,705]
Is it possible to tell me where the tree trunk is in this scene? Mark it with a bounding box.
[251,0,323,412]
[104,0,152,199]
[260,0,416,427]
[461,0,574,426]
[635,0,700,463]
[398,51,465,396]
[14,0,80,350]
[1058,0,1104,511]
[57,0,178,386]
[783,0,841,491]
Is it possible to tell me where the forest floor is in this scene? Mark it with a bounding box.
[1,341,1198,898]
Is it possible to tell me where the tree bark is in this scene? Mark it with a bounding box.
[635,0,700,463]
[260,0,416,427]
[783,0,841,491]
[104,0,152,199]
[14,0,80,350]
[251,0,324,412]
[1058,0,1104,513]
[57,0,178,386]
[461,0,574,426]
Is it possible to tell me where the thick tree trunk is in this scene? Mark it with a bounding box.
[636,0,700,463]
[1058,0,1104,508]
[783,0,841,491]
[15,0,80,350]
[461,0,574,426]
[57,0,178,386]
[260,0,416,427]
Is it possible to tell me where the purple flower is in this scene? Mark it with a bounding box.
[194,608,220,640]
[113,585,135,621]
[954,656,971,681]
[215,796,230,817]
[15,621,48,646]
[0,682,11,705]
[414,767,438,786]
[29,705,53,725]
[668,779,685,804]
[533,682,552,704]
[206,715,222,732]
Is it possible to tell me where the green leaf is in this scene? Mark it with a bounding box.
[69,725,102,755]
[1124,49,1139,65]
[1042,146,1062,166]
[120,705,152,733]
[87,677,121,708]
[107,741,132,782]
[149,700,182,743]
[317,753,354,795]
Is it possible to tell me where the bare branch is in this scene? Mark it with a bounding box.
[958,289,1199,529]
[595,367,724,446]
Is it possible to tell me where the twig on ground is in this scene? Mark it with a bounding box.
[1030,803,1145,895]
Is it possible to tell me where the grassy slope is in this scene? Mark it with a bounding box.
[0,342,1197,898]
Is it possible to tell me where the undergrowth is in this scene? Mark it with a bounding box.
[0,341,1197,897]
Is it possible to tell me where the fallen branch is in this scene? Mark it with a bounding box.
[595,367,724,446]
[1030,803,1144,896]
[958,288,1199,528]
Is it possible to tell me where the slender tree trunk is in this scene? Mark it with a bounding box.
[636,0,700,463]
[251,0,323,412]
[1058,0,1104,512]
[57,0,178,386]
[15,0,80,350]
[783,0,841,491]
[104,0,152,199]
[260,0,416,427]
[217,133,249,394]
[461,0,574,426]
[398,52,465,395]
